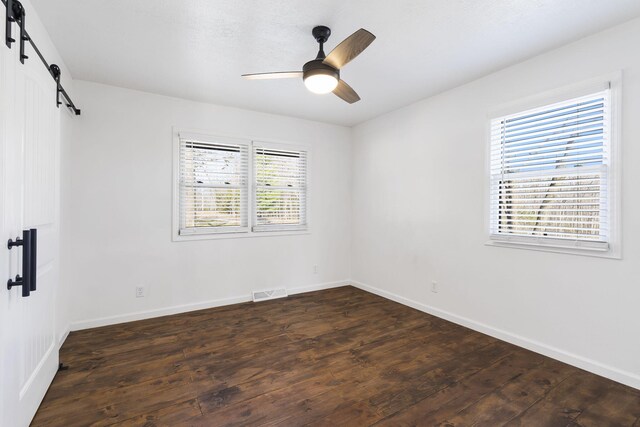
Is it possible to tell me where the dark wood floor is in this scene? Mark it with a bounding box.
[33,286,639,426]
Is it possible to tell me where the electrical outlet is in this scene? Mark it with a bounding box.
[313,264,318,274]
[136,286,145,298]
[431,281,438,293]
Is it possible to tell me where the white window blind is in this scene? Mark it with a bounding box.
[179,137,249,235]
[489,90,611,250]
[253,145,308,232]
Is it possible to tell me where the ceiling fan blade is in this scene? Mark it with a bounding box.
[333,80,360,104]
[323,29,376,70]
[242,71,303,80]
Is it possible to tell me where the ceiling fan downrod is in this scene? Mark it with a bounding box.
[312,25,331,60]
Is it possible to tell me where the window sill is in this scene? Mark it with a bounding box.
[173,229,310,242]
[485,239,621,259]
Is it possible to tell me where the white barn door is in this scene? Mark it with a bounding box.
[0,30,61,426]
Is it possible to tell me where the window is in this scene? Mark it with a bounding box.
[489,85,618,254]
[178,136,249,235]
[253,144,308,232]
[175,132,309,239]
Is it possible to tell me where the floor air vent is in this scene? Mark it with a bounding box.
[252,288,288,302]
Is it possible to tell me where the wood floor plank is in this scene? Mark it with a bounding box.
[107,399,203,426]
[32,370,215,426]
[437,357,576,426]
[562,379,640,426]
[33,286,640,426]
[43,349,188,402]
[505,369,640,427]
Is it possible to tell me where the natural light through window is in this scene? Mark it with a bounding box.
[489,89,614,252]
[253,146,308,232]
[179,139,249,234]
[176,134,308,238]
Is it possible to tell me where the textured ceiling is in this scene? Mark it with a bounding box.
[31,0,640,126]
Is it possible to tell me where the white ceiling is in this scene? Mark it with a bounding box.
[32,0,640,126]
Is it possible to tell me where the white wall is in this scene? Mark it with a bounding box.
[65,81,352,327]
[351,17,640,389]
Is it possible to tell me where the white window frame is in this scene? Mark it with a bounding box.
[172,129,311,241]
[485,73,622,259]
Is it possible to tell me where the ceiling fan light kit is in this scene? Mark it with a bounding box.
[242,25,375,103]
[302,61,339,94]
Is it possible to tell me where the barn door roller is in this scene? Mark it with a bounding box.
[3,0,81,115]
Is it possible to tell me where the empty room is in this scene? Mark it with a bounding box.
[1,0,640,425]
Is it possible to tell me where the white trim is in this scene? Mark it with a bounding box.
[350,280,640,391]
[607,72,623,259]
[69,280,349,331]
[487,73,615,119]
[251,139,312,151]
[288,280,346,295]
[177,131,250,147]
[57,326,70,350]
[484,239,620,259]
[252,225,308,233]
[174,229,310,242]
[71,294,251,330]
[173,126,312,151]
[179,226,250,236]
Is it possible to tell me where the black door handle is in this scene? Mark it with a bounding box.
[29,228,36,291]
[7,229,34,297]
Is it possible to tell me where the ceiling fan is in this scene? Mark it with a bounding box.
[242,26,376,104]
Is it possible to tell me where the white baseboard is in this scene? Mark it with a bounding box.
[70,294,252,331]
[350,280,640,391]
[69,280,349,332]
[57,327,70,350]
[288,280,347,295]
